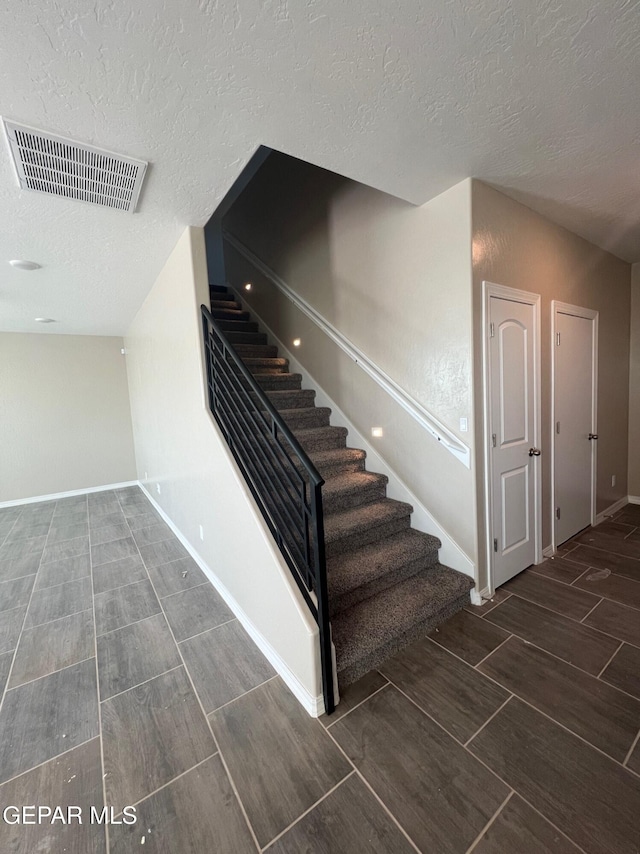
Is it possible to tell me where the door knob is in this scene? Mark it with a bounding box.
[528,448,541,456]
[588,433,598,440]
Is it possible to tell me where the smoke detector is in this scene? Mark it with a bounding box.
[2,119,148,213]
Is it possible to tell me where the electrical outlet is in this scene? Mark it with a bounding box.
[459,417,468,432]
[144,471,148,480]
[199,525,204,541]
[611,475,616,487]
[156,483,161,495]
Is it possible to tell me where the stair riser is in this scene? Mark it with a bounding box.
[213,309,251,321]
[280,408,331,430]
[216,320,259,333]
[211,300,242,311]
[233,344,279,358]
[253,390,315,409]
[326,515,410,559]
[329,551,439,617]
[337,592,470,688]
[323,481,388,515]
[296,429,348,453]
[252,376,303,391]
[225,331,268,345]
[209,291,235,301]
[309,455,366,479]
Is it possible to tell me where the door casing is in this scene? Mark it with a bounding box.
[482,281,542,595]
[550,301,598,552]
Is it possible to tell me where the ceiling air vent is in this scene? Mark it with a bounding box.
[2,119,147,213]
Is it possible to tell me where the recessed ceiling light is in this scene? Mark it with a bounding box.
[35,317,56,323]
[292,338,301,347]
[9,259,41,270]
[244,282,252,291]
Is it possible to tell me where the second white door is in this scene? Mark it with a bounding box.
[553,304,598,546]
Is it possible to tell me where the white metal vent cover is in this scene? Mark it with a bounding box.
[2,119,148,213]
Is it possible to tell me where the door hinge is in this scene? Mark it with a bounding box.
[556,507,561,520]
[489,322,495,338]
[493,538,498,553]
[556,332,561,346]
[492,433,497,448]
[556,421,560,434]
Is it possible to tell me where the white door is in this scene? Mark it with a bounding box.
[486,290,541,588]
[553,305,598,546]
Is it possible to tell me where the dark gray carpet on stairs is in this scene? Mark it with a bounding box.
[210,284,474,693]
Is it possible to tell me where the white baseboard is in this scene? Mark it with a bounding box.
[137,483,326,717]
[469,585,491,606]
[595,495,629,525]
[628,495,640,506]
[542,545,554,559]
[234,295,476,582]
[0,481,139,509]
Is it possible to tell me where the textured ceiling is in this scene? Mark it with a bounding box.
[1,0,639,335]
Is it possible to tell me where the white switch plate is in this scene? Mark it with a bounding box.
[459,417,468,432]
[199,525,204,541]
[611,475,616,487]
[156,483,161,494]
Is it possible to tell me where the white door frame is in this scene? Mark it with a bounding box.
[550,301,598,552]
[482,281,542,595]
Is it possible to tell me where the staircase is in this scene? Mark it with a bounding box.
[210,284,474,690]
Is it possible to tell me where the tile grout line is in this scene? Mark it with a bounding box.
[158,580,211,601]
[463,790,514,854]
[595,640,624,679]
[473,633,513,669]
[110,752,220,821]
[260,770,357,851]
[569,566,594,586]
[92,492,112,854]
[623,727,640,768]
[0,734,101,791]
[325,679,390,728]
[31,572,91,594]
[463,695,515,748]
[99,664,184,705]
[5,655,96,693]
[429,619,640,726]
[95,609,164,639]
[0,508,54,723]
[579,595,606,624]
[176,616,238,645]
[93,575,154,598]
[319,706,423,854]
[205,674,279,717]
[118,493,263,854]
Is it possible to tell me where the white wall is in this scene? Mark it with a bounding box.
[472,181,632,588]
[629,263,640,498]
[0,332,136,503]
[124,226,324,712]
[225,158,477,566]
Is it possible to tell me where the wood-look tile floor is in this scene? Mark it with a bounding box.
[1,490,639,853]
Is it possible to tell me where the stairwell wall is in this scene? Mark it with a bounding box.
[224,162,478,569]
[472,180,632,590]
[124,226,324,712]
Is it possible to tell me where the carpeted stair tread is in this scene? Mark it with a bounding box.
[328,528,440,599]
[209,289,235,301]
[278,406,331,430]
[211,299,243,311]
[264,388,315,408]
[306,447,367,477]
[294,426,348,452]
[242,357,289,374]
[324,498,413,557]
[233,344,279,358]
[332,565,474,679]
[213,308,250,321]
[252,372,303,391]
[322,471,388,513]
